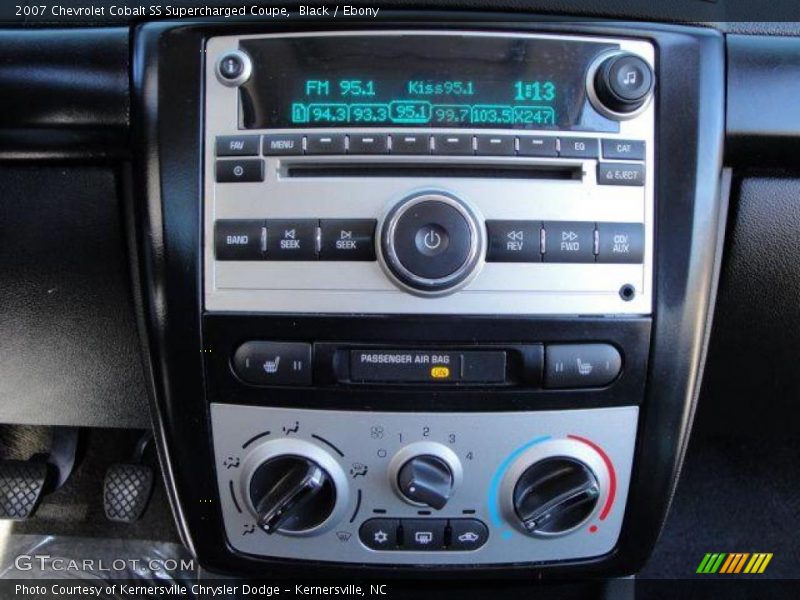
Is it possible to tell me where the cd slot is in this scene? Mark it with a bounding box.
[285,162,583,181]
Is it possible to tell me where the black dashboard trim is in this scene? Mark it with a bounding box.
[132,14,726,577]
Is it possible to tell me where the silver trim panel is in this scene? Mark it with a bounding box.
[203,31,655,315]
[211,404,638,565]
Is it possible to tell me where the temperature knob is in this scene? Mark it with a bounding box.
[500,438,610,537]
[242,438,349,536]
[512,457,599,535]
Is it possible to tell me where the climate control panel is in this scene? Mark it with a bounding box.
[211,404,637,564]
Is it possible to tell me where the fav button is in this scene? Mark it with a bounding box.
[596,223,644,263]
[486,220,542,263]
[359,519,400,550]
[265,219,319,260]
[232,341,312,386]
[401,519,447,551]
[214,220,265,261]
[215,135,260,157]
[543,221,595,263]
[448,519,489,550]
[320,219,376,261]
[544,343,622,389]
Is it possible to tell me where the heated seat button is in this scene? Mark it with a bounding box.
[486,220,542,262]
[543,221,595,263]
[401,519,446,551]
[215,159,265,182]
[448,519,489,550]
[214,220,265,260]
[265,219,318,260]
[544,343,622,389]
[232,341,312,386]
[215,135,260,156]
[359,519,400,550]
[320,219,376,261]
[596,223,645,263]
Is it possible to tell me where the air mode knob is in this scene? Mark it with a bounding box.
[512,457,599,536]
[249,455,337,534]
[380,192,485,296]
[590,52,654,117]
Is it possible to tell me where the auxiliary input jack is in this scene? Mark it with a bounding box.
[619,284,636,302]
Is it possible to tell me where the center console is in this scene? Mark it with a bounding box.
[132,17,726,577]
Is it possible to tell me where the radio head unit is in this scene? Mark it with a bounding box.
[204,31,655,314]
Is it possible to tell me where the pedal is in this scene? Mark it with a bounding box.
[103,463,154,523]
[0,460,48,520]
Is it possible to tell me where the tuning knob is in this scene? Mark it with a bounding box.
[512,457,599,536]
[589,52,654,118]
[397,455,454,509]
[389,442,463,509]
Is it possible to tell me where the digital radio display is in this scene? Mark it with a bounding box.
[238,35,619,131]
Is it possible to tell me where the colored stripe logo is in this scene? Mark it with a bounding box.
[697,553,773,574]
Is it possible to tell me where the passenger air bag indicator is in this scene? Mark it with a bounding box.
[349,350,505,383]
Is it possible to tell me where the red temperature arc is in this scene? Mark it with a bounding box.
[567,434,617,521]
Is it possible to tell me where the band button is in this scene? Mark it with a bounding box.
[214,220,265,261]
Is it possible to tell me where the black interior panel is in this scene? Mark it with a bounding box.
[0,166,148,429]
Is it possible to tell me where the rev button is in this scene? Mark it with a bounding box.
[486,220,542,262]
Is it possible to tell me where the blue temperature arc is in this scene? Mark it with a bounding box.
[487,435,552,532]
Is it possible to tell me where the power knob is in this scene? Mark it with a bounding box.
[380,192,485,296]
[500,438,610,537]
[388,442,463,509]
[241,439,349,536]
[588,52,654,119]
